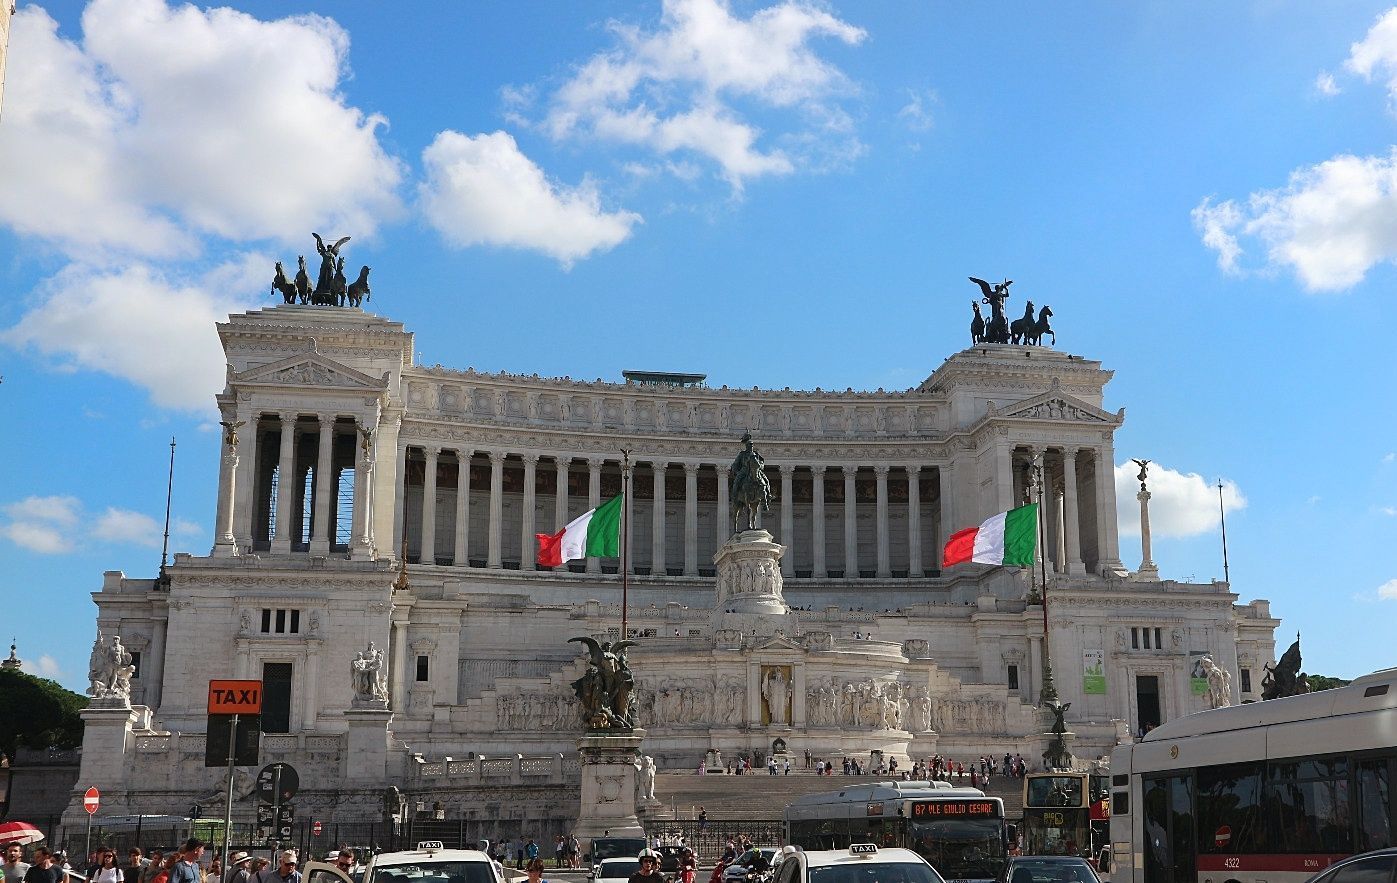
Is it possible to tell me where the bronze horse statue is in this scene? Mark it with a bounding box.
[346,265,371,308]
[293,256,312,304]
[969,276,1012,343]
[970,301,985,343]
[1025,305,1054,346]
[271,261,297,304]
[332,257,348,306]
[1010,301,1036,344]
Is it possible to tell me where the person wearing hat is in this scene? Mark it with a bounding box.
[222,853,253,883]
[679,847,695,883]
[629,850,663,883]
[253,853,299,883]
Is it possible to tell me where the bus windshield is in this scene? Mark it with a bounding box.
[1027,777,1084,807]
[908,818,1005,881]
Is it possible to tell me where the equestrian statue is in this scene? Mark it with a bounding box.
[729,432,773,534]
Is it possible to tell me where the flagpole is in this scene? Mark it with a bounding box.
[1217,479,1230,584]
[1033,454,1058,705]
[621,449,631,638]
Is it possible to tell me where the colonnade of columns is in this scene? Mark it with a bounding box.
[394,446,966,578]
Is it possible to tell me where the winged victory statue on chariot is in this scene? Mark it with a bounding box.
[968,276,1054,346]
[271,233,373,308]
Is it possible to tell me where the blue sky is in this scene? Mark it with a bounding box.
[2,1,1396,694]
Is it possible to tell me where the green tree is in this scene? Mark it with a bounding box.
[1306,674,1351,692]
[0,669,87,757]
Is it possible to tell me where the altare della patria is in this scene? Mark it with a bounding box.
[65,239,1280,837]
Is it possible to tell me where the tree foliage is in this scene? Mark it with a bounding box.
[0,669,87,757]
[1306,673,1351,692]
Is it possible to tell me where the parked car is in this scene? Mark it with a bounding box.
[594,858,642,883]
[997,856,1101,883]
[1302,848,1397,883]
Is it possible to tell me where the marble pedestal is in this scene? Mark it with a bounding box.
[575,729,646,840]
[344,702,393,782]
[712,530,800,637]
[1040,730,1077,771]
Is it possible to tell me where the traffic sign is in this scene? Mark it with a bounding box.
[255,803,294,843]
[83,787,100,815]
[208,680,262,714]
[256,763,299,803]
[205,714,260,767]
[312,821,322,836]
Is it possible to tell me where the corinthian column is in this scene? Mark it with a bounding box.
[651,461,667,574]
[779,465,794,577]
[351,427,375,560]
[587,457,603,574]
[716,464,730,544]
[1062,449,1085,575]
[487,452,504,568]
[420,446,439,564]
[811,466,826,577]
[213,429,239,557]
[684,462,699,576]
[310,413,336,555]
[521,454,538,570]
[906,466,922,576]
[874,464,891,577]
[271,413,297,554]
[842,465,858,577]
[452,450,470,566]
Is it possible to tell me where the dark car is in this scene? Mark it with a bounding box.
[997,856,1101,883]
[1303,848,1397,883]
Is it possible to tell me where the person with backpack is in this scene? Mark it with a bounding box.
[89,850,123,883]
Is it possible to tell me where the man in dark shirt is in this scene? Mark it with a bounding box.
[21,848,59,883]
[628,850,664,883]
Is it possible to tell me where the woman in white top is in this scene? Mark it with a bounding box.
[92,850,124,883]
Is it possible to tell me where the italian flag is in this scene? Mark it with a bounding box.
[942,503,1038,567]
[536,495,622,567]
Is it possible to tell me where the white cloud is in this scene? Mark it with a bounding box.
[1115,463,1246,539]
[539,0,866,189]
[34,655,64,679]
[419,131,642,267]
[0,0,402,258]
[897,89,937,132]
[3,256,265,410]
[1192,151,1397,291]
[1380,505,1397,516]
[4,495,81,526]
[1,495,82,554]
[1383,452,1395,463]
[1345,8,1397,107]
[1379,578,1397,600]
[1315,71,1341,97]
[94,508,164,548]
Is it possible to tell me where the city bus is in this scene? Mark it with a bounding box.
[784,781,1013,883]
[1020,770,1110,857]
[1108,666,1397,883]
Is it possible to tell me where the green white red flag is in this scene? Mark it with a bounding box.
[536,495,622,566]
[942,503,1038,567]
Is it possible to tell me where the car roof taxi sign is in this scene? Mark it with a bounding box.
[849,844,878,857]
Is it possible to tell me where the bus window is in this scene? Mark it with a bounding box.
[1355,759,1392,852]
[1143,776,1194,883]
[1196,762,1264,854]
[1268,759,1352,855]
[1028,777,1085,808]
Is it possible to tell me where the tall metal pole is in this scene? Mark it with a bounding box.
[270,764,283,861]
[220,714,237,870]
[1217,480,1230,584]
[1033,457,1058,705]
[160,437,177,578]
[621,450,631,638]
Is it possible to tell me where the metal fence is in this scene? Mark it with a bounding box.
[641,820,785,863]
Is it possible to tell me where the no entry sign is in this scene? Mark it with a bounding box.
[84,787,100,815]
[312,821,322,836]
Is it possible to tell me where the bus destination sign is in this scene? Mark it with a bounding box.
[910,800,1000,819]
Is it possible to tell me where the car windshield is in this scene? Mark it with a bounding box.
[808,862,943,883]
[594,841,649,862]
[372,862,495,883]
[908,819,1007,880]
[1006,860,1098,883]
[599,860,639,879]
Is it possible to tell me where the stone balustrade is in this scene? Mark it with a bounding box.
[410,752,570,784]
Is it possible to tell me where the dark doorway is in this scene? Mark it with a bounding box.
[1136,675,1161,734]
[262,662,293,733]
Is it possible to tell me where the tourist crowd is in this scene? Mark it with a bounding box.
[2,840,366,883]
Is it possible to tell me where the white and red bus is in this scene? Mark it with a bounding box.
[1108,666,1397,883]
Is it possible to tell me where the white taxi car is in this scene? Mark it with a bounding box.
[304,842,505,883]
[773,845,946,883]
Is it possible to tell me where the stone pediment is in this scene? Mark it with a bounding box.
[996,383,1120,424]
[235,350,387,391]
[752,633,804,652]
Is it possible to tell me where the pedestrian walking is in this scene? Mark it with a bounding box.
[89,850,122,883]
[171,841,204,883]
[253,852,299,883]
[21,848,58,883]
[223,853,253,883]
[524,859,549,883]
[139,854,164,883]
[4,845,30,883]
[123,852,142,883]
[697,808,707,832]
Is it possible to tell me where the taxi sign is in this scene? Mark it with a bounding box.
[208,679,262,714]
[417,842,444,851]
[849,844,878,856]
